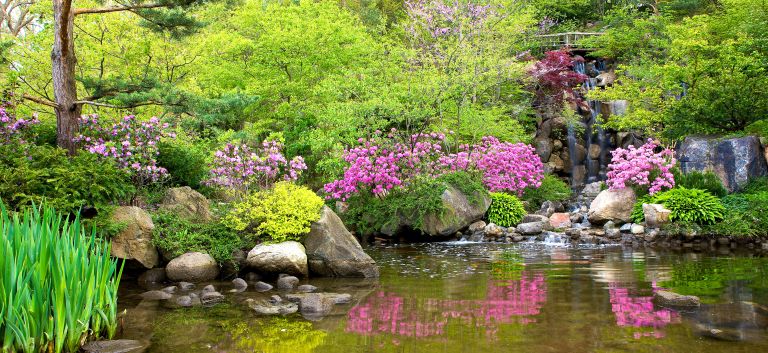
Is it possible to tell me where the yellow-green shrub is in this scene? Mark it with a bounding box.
[223,182,324,242]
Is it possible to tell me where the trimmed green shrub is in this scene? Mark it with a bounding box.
[152,211,253,265]
[0,145,134,212]
[652,187,725,225]
[223,182,324,242]
[521,174,572,210]
[674,170,728,197]
[157,139,210,189]
[487,193,527,227]
[342,171,488,236]
[0,203,122,353]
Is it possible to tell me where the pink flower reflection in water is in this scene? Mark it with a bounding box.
[608,282,681,338]
[346,273,547,338]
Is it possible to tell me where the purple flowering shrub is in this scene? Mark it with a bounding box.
[324,130,544,201]
[606,139,676,194]
[204,140,307,194]
[75,115,176,186]
[0,103,38,145]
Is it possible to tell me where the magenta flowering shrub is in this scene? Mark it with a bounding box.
[324,130,543,201]
[0,104,38,145]
[75,115,175,186]
[204,140,307,194]
[606,139,676,194]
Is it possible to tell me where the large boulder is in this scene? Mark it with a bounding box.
[678,136,768,192]
[643,203,671,229]
[166,252,219,282]
[587,188,637,225]
[110,206,159,269]
[246,241,308,277]
[304,206,379,278]
[159,186,212,222]
[420,186,491,237]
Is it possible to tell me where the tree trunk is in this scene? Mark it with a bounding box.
[52,0,81,155]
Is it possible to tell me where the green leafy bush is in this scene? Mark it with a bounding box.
[0,145,134,212]
[707,192,768,237]
[343,171,488,235]
[157,138,211,189]
[652,187,725,225]
[0,203,122,353]
[743,177,768,194]
[521,174,572,210]
[223,182,324,242]
[673,170,728,197]
[487,193,526,227]
[152,211,252,265]
[630,194,655,224]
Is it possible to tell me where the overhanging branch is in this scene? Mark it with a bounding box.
[73,3,167,16]
[22,93,59,108]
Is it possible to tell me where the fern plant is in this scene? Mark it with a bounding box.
[651,187,725,225]
[487,192,527,227]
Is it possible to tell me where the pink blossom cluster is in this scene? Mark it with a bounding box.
[0,105,38,144]
[608,282,680,339]
[405,0,494,40]
[324,130,543,201]
[75,115,175,185]
[606,139,676,194]
[204,140,306,193]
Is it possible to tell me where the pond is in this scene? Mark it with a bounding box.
[116,242,768,353]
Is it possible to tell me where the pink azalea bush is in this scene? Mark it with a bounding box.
[204,140,306,194]
[606,139,676,194]
[0,104,38,145]
[75,115,175,186]
[324,130,544,201]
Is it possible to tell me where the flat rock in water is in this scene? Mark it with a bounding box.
[161,286,177,294]
[202,284,216,293]
[297,284,318,293]
[277,276,299,290]
[175,295,193,307]
[82,339,146,353]
[253,281,274,292]
[246,299,298,315]
[200,291,225,306]
[140,290,172,300]
[232,278,248,291]
[178,282,195,291]
[284,292,352,305]
[653,290,701,307]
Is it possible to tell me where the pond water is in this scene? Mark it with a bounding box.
[116,243,768,353]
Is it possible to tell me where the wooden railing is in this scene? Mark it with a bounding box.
[534,32,604,50]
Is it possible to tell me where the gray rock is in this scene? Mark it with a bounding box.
[178,282,195,291]
[304,206,379,278]
[298,293,335,316]
[535,138,553,162]
[246,241,308,277]
[253,281,274,292]
[202,284,216,293]
[537,201,563,218]
[158,186,212,222]
[297,284,318,293]
[232,278,248,291]
[140,290,172,301]
[269,295,282,304]
[643,203,671,229]
[468,220,487,233]
[82,339,146,353]
[284,292,352,305]
[161,286,177,294]
[522,214,549,223]
[175,295,193,307]
[678,135,768,192]
[137,268,166,287]
[200,291,225,306]
[653,290,701,307]
[166,252,219,282]
[419,186,491,236]
[110,206,158,269]
[631,224,645,235]
[588,188,637,225]
[484,223,504,237]
[619,223,632,233]
[246,299,298,315]
[277,276,299,290]
[516,222,545,235]
[582,182,604,198]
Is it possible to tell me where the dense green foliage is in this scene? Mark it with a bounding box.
[644,187,725,225]
[673,170,728,198]
[0,204,122,353]
[157,138,211,189]
[487,193,527,227]
[223,182,324,242]
[343,171,487,235]
[521,175,572,210]
[152,211,253,265]
[0,145,134,212]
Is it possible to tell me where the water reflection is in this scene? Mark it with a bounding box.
[346,272,547,338]
[607,282,680,338]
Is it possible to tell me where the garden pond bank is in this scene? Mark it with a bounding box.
[114,242,768,352]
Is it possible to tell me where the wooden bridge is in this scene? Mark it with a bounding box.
[535,32,604,50]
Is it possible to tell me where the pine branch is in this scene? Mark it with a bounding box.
[22,93,59,108]
[74,3,168,16]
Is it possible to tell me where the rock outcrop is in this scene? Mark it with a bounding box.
[246,241,308,277]
[420,186,491,237]
[678,136,768,192]
[304,206,379,278]
[159,186,212,221]
[110,206,159,269]
[587,188,637,225]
